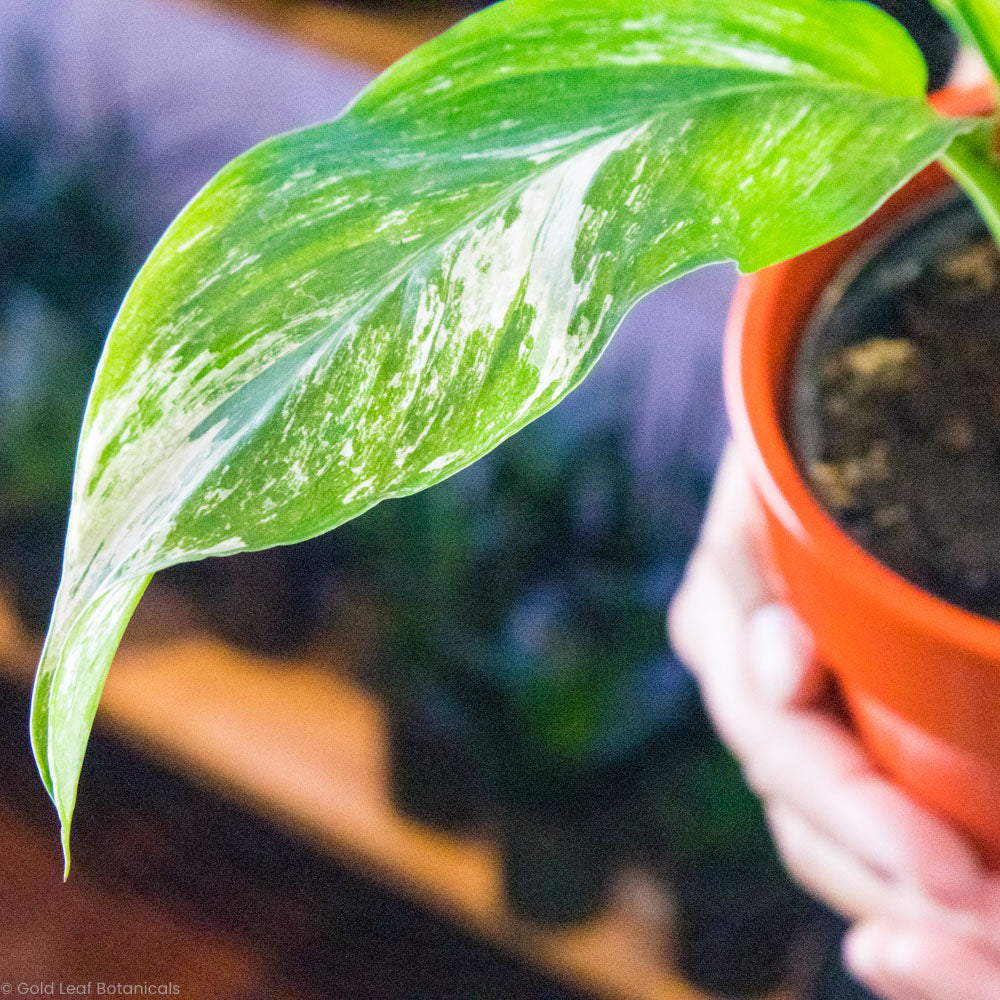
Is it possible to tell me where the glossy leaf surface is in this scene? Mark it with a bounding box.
[33,0,971,866]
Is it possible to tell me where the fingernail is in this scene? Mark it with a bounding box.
[747,603,813,705]
[845,925,932,1000]
[844,923,900,994]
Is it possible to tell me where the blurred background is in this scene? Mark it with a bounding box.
[0,0,957,998]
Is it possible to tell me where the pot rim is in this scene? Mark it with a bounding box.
[724,82,1000,665]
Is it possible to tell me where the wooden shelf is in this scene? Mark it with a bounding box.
[106,643,710,1000]
[0,590,732,1000]
[0,800,310,999]
[186,0,460,70]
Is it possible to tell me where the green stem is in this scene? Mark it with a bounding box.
[948,0,1000,91]
[942,127,1000,247]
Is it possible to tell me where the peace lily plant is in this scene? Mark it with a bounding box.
[28,0,1000,872]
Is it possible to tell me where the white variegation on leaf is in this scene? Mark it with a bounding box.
[33,0,974,869]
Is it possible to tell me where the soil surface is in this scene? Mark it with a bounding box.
[792,196,1000,621]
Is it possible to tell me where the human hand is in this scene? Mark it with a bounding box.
[844,920,1000,999]
[669,445,1000,997]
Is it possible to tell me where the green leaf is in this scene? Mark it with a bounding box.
[33,0,971,868]
[929,0,991,55]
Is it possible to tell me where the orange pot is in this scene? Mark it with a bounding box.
[724,85,1000,865]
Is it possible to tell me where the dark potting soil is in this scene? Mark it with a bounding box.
[792,196,1000,621]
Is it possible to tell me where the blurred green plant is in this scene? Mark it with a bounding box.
[352,409,709,780]
[0,44,141,628]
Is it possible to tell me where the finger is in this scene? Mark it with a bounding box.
[748,711,986,907]
[670,451,823,749]
[747,601,827,708]
[692,446,778,610]
[845,922,1000,1000]
[670,447,791,750]
[768,803,982,935]
[768,801,914,922]
[669,548,765,755]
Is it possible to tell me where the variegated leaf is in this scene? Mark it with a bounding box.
[33,0,972,868]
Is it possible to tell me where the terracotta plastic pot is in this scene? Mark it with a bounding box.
[724,84,1000,865]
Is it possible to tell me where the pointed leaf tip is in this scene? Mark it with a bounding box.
[31,0,971,860]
